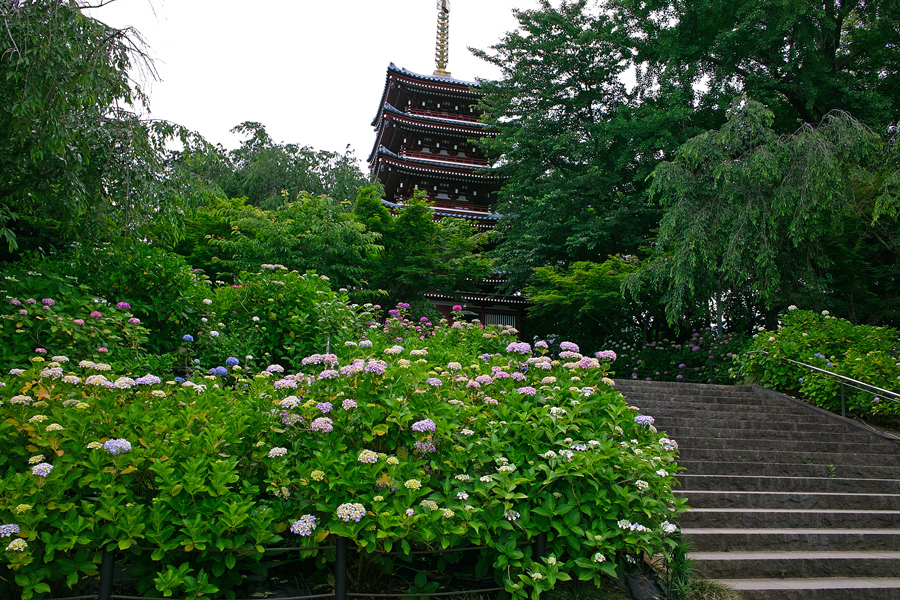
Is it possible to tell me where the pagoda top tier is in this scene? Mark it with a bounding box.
[371,63,481,127]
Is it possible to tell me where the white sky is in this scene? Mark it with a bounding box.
[91,0,540,163]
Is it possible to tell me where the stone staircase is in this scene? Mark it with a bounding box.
[614,379,900,600]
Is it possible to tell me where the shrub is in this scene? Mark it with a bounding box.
[738,308,900,418]
[606,330,748,385]
[0,270,149,369]
[0,306,683,599]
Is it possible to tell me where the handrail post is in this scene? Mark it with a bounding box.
[335,536,348,600]
[533,532,547,565]
[840,381,846,418]
[97,549,115,600]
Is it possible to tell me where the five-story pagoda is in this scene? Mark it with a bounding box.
[367,0,526,326]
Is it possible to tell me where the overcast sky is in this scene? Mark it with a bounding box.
[90,0,540,163]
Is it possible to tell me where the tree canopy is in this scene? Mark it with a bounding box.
[628,99,900,326]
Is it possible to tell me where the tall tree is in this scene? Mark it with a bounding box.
[608,0,900,130]
[0,0,199,254]
[628,99,900,326]
[353,187,493,305]
[184,122,368,210]
[473,0,705,288]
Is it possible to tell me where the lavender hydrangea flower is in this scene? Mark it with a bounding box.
[317,402,333,414]
[559,341,580,352]
[311,417,333,433]
[104,439,132,455]
[31,463,53,477]
[635,415,655,426]
[342,399,357,410]
[268,447,287,458]
[505,341,532,354]
[0,524,20,537]
[290,515,317,536]
[411,419,436,433]
[335,503,366,522]
[425,377,442,387]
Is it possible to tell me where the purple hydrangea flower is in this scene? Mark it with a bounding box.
[209,366,228,376]
[0,524,20,537]
[425,377,442,387]
[225,357,240,367]
[291,515,317,536]
[31,463,53,477]
[116,302,131,309]
[342,399,357,410]
[311,417,333,433]
[104,439,132,455]
[317,402,333,414]
[411,419,436,433]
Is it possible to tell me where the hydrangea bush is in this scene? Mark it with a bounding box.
[739,308,900,419]
[0,297,683,599]
[605,329,747,384]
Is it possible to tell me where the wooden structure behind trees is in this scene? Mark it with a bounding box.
[368,63,527,328]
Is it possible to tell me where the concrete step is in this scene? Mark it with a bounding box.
[677,490,900,511]
[678,460,900,479]
[683,527,900,552]
[673,436,895,456]
[681,508,900,529]
[658,426,882,444]
[717,577,900,600]
[654,416,856,433]
[678,474,900,494]
[677,447,900,467]
[693,551,900,579]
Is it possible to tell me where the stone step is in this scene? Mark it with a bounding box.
[716,577,900,600]
[654,416,855,433]
[677,447,900,467]
[678,460,900,479]
[683,527,900,552]
[659,427,881,445]
[677,490,900,511]
[692,551,900,579]
[678,474,900,494]
[673,436,894,456]
[681,508,900,530]
[637,402,823,417]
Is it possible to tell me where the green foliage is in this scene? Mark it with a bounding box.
[181,122,368,209]
[0,270,149,369]
[0,299,683,599]
[525,257,676,348]
[608,330,747,386]
[474,1,694,287]
[182,269,361,370]
[630,99,900,327]
[353,188,493,305]
[608,0,900,130]
[191,193,382,287]
[0,1,204,254]
[738,308,900,418]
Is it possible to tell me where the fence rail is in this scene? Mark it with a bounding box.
[42,534,544,600]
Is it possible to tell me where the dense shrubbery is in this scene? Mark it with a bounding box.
[605,330,748,385]
[739,308,900,419]
[0,290,683,600]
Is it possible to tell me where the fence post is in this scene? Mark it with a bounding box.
[335,536,348,600]
[97,549,115,600]
[533,532,547,565]
[840,381,846,418]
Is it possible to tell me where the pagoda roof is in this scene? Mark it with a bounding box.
[371,63,483,127]
[368,107,496,163]
[381,199,501,222]
[372,146,502,181]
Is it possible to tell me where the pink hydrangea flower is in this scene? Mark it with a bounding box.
[89,311,102,318]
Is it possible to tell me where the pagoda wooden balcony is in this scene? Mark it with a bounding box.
[393,195,494,214]
[398,150,490,167]
[406,107,482,123]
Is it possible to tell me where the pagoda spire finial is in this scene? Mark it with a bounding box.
[434,0,451,76]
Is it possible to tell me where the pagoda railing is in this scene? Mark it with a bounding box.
[393,195,494,214]
[399,149,490,167]
[406,107,481,123]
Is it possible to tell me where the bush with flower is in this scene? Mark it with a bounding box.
[739,308,900,419]
[0,290,683,600]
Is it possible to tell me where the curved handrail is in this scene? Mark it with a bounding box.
[745,350,900,438]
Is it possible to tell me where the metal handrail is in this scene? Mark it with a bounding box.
[746,350,900,418]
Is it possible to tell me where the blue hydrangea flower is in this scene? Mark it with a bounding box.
[182,334,194,342]
[225,357,240,367]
